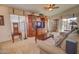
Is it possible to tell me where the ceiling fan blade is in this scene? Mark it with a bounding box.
[44,7,50,9]
[53,6,59,9]
[52,4,55,6]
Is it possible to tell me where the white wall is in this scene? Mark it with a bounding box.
[0,6,11,42]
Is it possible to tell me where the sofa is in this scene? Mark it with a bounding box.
[37,30,79,54]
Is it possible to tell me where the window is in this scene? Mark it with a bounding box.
[10,14,27,38]
[61,17,77,32]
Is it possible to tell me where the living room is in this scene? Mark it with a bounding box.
[0,4,79,54]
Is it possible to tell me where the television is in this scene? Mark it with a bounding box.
[33,21,45,28]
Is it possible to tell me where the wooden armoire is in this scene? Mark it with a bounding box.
[27,15,48,40]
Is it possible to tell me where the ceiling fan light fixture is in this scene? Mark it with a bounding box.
[48,8,53,11]
[44,4,59,11]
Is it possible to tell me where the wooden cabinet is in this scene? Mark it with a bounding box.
[27,15,48,40]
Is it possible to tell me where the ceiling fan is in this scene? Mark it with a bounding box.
[44,4,59,11]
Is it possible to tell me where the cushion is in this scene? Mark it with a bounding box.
[37,40,65,54]
[53,32,66,47]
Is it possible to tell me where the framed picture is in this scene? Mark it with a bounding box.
[0,15,4,25]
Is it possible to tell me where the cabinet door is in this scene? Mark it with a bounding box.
[27,15,36,37]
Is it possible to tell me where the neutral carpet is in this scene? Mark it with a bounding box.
[0,37,40,54]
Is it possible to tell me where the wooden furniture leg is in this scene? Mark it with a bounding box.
[12,33,22,43]
[19,34,22,40]
[12,35,14,43]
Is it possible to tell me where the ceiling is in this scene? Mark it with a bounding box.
[5,4,78,16]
